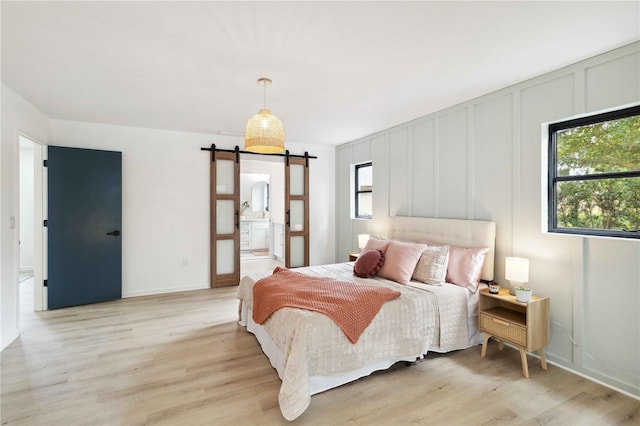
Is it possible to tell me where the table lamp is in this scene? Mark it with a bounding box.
[358,234,370,251]
[505,257,529,295]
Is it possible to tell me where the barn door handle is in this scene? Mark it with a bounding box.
[236,210,240,229]
[286,209,290,227]
[106,230,120,236]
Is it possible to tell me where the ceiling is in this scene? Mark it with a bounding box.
[2,1,638,146]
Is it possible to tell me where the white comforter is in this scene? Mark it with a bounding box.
[237,263,472,420]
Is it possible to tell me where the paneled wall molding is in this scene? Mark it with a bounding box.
[336,41,640,397]
[572,237,588,366]
[574,63,587,115]
[466,104,475,220]
[510,89,521,259]
[432,116,440,218]
[406,124,414,217]
[581,47,640,77]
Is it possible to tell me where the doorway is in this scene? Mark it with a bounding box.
[18,135,44,316]
[209,146,311,287]
[239,158,284,277]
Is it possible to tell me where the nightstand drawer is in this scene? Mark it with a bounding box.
[480,311,527,347]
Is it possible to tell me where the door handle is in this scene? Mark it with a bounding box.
[106,230,121,236]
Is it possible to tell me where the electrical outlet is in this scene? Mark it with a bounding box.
[9,216,16,229]
[182,259,188,267]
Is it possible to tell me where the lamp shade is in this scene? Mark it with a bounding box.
[358,234,370,249]
[505,257,529,283]
[244,109,285,154]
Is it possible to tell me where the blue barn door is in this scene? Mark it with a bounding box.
[47,146,122,309]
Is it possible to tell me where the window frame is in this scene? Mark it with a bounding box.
[354,161,372,219]
[547,104,640,240]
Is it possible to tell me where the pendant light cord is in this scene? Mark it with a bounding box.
[257,77,271,110]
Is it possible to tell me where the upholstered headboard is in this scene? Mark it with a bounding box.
[387,216,496,281]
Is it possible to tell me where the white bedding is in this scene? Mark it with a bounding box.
[237,262,482,420]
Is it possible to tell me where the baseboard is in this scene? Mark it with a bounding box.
[122,283,209,298]
[498,340,639,400]
[1,328,20,352]
[544,354,640,401]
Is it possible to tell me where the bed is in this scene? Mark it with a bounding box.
[237,216,496,420]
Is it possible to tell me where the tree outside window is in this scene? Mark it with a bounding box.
[548,104,640,239]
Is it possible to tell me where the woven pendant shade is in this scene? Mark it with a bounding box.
[244,108,285,153]
[244,77,285,154]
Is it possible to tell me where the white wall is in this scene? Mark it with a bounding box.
[289,141,336,265]
[1,83,51,350]
[336,42,640,397]
[19,138,35,271]
[51,121,335,298]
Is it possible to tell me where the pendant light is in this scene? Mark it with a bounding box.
[244,77,285,154]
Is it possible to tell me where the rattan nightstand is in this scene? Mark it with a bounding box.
[479,287,550,378]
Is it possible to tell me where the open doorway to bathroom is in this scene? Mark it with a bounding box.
[239,158,284,277]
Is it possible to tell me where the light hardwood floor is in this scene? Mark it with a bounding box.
[2,284,638,425]
[241,257,283,277]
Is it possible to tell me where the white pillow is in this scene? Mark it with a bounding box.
[412,245,450,285]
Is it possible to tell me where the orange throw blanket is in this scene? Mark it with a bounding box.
[252,267,401,344]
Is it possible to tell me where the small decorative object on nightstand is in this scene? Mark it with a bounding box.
[479,287,549,378]
[349,252,360,262]
[515,286,533,303]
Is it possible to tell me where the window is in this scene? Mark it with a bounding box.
[547,104,640,239]
[354,162,372,219]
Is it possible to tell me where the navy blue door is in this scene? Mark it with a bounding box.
[47,146,122,309]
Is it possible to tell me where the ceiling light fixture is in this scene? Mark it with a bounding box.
[244,77,285,154]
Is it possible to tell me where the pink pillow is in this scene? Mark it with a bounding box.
[363,237,390,253]
[445,246,489,292]
[353,249,385,278]
[378,240,427,284]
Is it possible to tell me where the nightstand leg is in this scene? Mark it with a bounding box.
[481,334,490,357]
[540,349,547,370]
[497,339,504,351]
[519,348,529,378]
